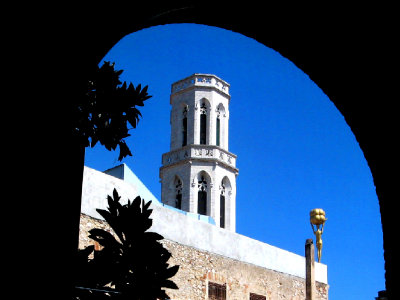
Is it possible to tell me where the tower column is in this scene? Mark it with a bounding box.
[193,102,199,145]
[209,104,216,146]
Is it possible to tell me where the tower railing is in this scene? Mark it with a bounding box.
[161,144,237,170]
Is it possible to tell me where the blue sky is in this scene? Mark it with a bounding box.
[84,24,385,299]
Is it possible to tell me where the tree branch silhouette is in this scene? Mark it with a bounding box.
[71,62,152,297]
[74,188,179,300]
[72,61,152,161]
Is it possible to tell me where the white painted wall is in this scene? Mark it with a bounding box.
[81,166,327,284]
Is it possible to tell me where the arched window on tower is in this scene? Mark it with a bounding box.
[219,182,225,228]
[216,107,221,147]
[200,102,207,145]
[220,176,231,229]
[175,177,182,209]
[182,105,188,147]
[216,103,226,148]
[197,175,207,215]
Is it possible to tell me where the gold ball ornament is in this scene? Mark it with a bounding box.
[310,208,327,225]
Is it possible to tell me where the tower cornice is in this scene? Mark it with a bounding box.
[161,144,238,173]
[170,73,230,102]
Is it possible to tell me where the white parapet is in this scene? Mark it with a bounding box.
[171,73,230,97]
[81,166,327,284]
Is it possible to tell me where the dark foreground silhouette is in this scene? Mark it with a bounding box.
[73,188,179,300]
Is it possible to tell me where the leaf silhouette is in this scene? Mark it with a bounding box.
[74,188,179,300]
[88,228,121,249]
[73,61,152,161]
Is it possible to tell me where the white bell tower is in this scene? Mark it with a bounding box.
[159,74,238,232]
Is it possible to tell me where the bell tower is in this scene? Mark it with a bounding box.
[159,74,238,232]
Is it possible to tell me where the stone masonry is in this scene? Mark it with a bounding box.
[79,213,328,300]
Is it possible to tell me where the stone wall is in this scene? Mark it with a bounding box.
[79,213,328,300]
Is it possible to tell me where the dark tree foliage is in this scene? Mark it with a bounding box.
[72,61,152,161]
[73,189,179,300]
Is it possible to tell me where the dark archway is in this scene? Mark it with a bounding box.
[64,3,396,298]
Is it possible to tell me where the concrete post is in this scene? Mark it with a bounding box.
[305,239,315,300]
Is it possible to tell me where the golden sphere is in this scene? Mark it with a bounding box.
[310,213,326,225]
[310,217,319,225]
[311,208,325,215]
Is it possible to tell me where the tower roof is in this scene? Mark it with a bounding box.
[171,73,230,98]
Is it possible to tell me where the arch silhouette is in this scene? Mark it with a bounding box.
[221,176,232,191]
[67,4,396,297]
[216,103,226,115]
[195,170,212,216]
[173,175,183,209]
[198,98,211,145]
[216,103,227,148]
[180,103,189,147]
[220,176,232,229]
